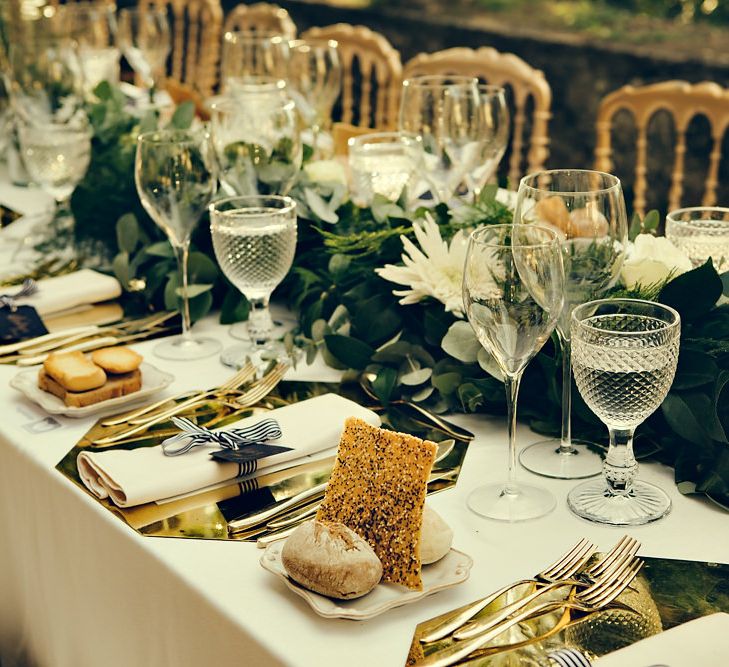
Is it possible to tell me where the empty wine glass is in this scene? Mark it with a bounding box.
[208,85,302,198]
[463,223,565,521]
[117,7,170,98]
[348,131,423,207]
[220,31,290,92]
[516,170,628,480]
[666,206,729,272]
[209,195,297,369]
[569,299,681,525]
[467,84,509,199]
[287,39,342,159]
[135,129,221,361]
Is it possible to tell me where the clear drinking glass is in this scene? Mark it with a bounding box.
[463,223,565,521]
[568,299,681,525]
[666,206,729,273]
[467,84,509,199]
[515,170,628,480]
[135,129,221,361]
[117,7,170,96]
[210,195,297,369]
[348,131,423,207]
[399,75,483,205]
[287,39,342,159]
[220,31,290,92]
[208,86,302,198]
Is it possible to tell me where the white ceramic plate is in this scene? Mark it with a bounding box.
[260,542,473,620]
[10,362,175,418]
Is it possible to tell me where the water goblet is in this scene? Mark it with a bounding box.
[467,84,509,199]
[568,299,681,525]
[463,223,565,521]
[399,75,482,205]
[515,170,628,480]
[117,7,170,98]
[666,206,729,273]
[348,131,423,207]
[135,129,221,361]
[220,31,290,92]
[209,195,297,369]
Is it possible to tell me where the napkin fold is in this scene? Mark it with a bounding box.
[593,612,729,667]
[15,269,121,316]
[77,393,380,508]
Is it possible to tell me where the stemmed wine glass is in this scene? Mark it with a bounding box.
[209,195,297,369]
[135,129,221,361]
[515,170,628,479]
[569,299,680,525]
[220,31,290,92]
[463,223,565,521]
[399,75,483,205]
[117,7,170,99]
[467,84,509,199]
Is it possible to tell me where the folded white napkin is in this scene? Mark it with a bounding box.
[77,393,380,508]
[16,269,121,316]
[594,612,729,667]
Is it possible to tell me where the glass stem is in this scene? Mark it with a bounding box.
[558,329,576,455]
[604,427,638,496]
[247,296,274,349]
[172,241,193,342]
[504,372,523,495]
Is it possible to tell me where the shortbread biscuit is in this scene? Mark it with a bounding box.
[43,350,106,392]
[38,368,142,407]
[91,347,143,374]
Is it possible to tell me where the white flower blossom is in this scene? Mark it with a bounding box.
[303,159,348,186]
[376,215,469,316]
[621,234,693,289]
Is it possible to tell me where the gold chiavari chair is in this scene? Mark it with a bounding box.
[403,46,552,185]
[301,23,402,130]
[595,80,729,218]
[223,2,296,39]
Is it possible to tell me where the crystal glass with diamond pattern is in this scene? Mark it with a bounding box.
[665,206,729,273]
[568,298,680,525]
[210,195,297,369]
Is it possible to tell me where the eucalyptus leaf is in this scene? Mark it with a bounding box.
[220,288,249,324]
[112,251,130,288]
[477,348,504,381]
[372,366,397,403]
[146,241,174,258]
[323,334,374,370]
[659,260,722,320]
[116,213,139,253]
[441,321,480,363]
[311,319,330,342]
[175,283,213,299]
[167,101,195,130]
[432,372,462,395]
[400,367,432,386]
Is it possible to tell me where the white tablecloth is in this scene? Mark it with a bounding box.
[1,318,727,667]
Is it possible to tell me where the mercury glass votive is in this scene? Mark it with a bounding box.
[666,206,729,272]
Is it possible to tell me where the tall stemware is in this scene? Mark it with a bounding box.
[399,75,482,205]
[515,170,628,479]
[569,299,680,525]
[463,224,564,521]
[467,84,509,199]
[220,31,290,92]
[135,129,221,361]
[117,7,170,98]
[210,195,297,369]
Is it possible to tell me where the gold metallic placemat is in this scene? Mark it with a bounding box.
[408,556,729,665]
[55,379,470,541]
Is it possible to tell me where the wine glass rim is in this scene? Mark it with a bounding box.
[572,298,681,333]
[402,75,479,89]
[208,83,291,109]
[223,29,289,44]
[289,38,338,50]
[469,223,561,249]
[136,129,204,145]
[519,169,622,196]
[210,195,296,216]
[666,206,729,221]
[348,131,421,147]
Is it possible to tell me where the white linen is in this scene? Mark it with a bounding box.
[594,613,729,667]
[15,269,122,316]
[77,393,380,507]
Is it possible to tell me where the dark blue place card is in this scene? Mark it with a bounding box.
[0,305,48,343]
[209,442,293,465]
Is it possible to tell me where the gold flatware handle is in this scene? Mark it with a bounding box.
[256,524,299,548]
[100,389,202,426]
[0,325,99,356]
[17,336,120,366]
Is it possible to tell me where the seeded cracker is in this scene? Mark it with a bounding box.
[316,417,437,590]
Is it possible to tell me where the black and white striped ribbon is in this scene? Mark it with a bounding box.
[161,416,282,457]
[0,279,37,311]
[548,648,592,667]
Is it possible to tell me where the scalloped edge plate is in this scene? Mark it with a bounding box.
[260,541,473,620]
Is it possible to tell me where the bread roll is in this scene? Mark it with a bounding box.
[43,351,106,392]
[281,520,383,599]
[420,506,453,565]
[91,347,143,374]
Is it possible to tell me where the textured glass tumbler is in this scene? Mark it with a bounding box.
[568,299,681,525]
[666,206,729,273]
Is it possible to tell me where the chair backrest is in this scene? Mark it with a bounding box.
[301,23,402,130]
[403,46,552,186]
[595,80,729,218]
[223,2,296,39]
[140,0,223,97]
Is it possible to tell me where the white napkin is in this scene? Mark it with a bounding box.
[77,393,380,508]
[593,612,729,667]
[15,269,121,316]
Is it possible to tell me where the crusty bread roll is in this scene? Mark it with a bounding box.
[420,505,453,565]
[43,350,106,392]
[281,520,383,599]
[91,347,143,374]
[535,196,570,232]
[38,368,142,407]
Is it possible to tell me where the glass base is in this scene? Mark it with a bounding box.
[229,320,286,341]
[153,335,221,361]
[220,341,289,370]
[467,482,556,522]
[567,479,671,526]
[520,439,603,480]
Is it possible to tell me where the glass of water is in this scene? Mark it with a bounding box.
[666,206,729,273]
[117,7,170,97]
[220,31,290,92]
[568,298,681,525]
[209,195,297,369]
[348,132,423,207]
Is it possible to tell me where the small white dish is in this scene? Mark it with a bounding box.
[10,362,175,418]
[260,541,473,620]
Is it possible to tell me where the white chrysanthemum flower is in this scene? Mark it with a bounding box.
[376,215,468,316]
